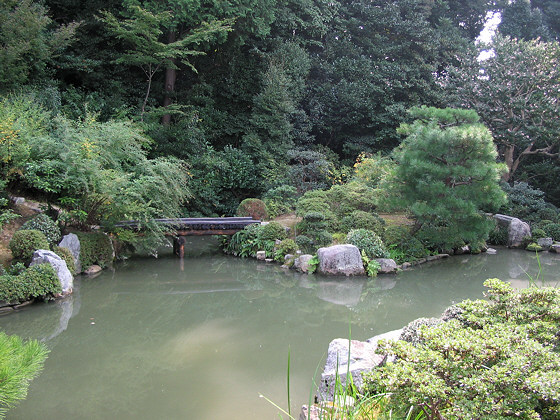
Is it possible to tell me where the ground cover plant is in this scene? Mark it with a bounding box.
[364,279,560,419]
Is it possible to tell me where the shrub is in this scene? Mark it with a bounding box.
[274,239,298,262]
[331,232,346,244]
[340,210,385,236]
[531,228,547,240]
[53,246,76,275]
[297,212,333,250]
[0,332,49,417]
[236,198,268,220]
[326,181,377,218]
[526,242,543,252]
[501,181,557,224]
[0,264,61,303]
[295,235,313,254]
[295,190,329,216]
[258,222,287,242]
[9,230,49,264]
[346,229,388,259]
[19,214,61,246]
[383,225,430,263]
[262,185,298,218]
[488,223,509,245]
[365,279,560,419]
[76,232,113,269]
[543,222,560,241]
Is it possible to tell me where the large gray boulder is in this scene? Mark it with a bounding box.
[537,237,553,251]
[317,338,384,402]
[59,233,81,273]
[30,250,73,295]
[317,244,365,276]
[494,214,531,248]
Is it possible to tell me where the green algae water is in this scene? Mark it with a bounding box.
[1,238,559,419]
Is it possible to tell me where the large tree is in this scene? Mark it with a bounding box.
[390,107,506,251]
[447,35,560,182]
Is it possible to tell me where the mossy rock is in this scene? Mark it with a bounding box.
[526,242,543,252]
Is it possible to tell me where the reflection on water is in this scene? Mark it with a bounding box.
[1,239,559,420]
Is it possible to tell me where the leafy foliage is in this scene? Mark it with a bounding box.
[383,225,430,264]
[346,229,388,259]
[0,263,61,303]
[20,214,61,246]
[75,232,113,269]
[236,198,268,220]
[9,230,49,264]
[273,238,297,263]
[0,332,49,418]
[53,246,76,275]
[262,185,298,218]
[365,279,560,420]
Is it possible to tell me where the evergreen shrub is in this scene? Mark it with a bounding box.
[258,222,287,242]
[531,228,547,240]
[53,246,76,275]
[19,214,61,246]
[262,185,298,218]
[488,223,509,246]
[383,225,430,263]
[543,223,560,241]
[326,182,377,218]
[0,264,61,303]
[9,230,49,264]
[76,232,113,269]
[295,235,313,254]
[236,198,268,220]
[340,210,385,236]
[364,279,560,419]
[274,239,297,262]
[346,229,388,259]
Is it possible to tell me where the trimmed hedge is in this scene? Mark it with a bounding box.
[9,230,49,264]
[0,264,61,303]
[20,214,61,246]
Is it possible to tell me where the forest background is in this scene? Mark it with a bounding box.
[1,0,559,239]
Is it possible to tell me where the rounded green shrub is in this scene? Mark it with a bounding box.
[383,225,430,263]
[263,185,298,218]
[20,214,61,246]
[258,222,287,242]
[76,232,114,269]
[346,229,388,259]
[340,210,385,236]
[274,239,298,262]
[531,228,547,241]
[9,230,50,264]
[295,235,313,254]
[236,198,268,220]
[53,246,76,275]
[542,222,560,241]
[0,263,61,303]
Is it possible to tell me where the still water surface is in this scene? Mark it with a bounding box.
[2,238,559,419]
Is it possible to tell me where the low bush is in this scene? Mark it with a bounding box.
[326,181,377,219]
[262,185,298,218]
[542,222,560,241]
[295,235,314,254]
[236,198,268,220]
[340,210,385,236]
[76,232,113,269]
[9,230,49,264]
[364,279,560,419]
[487,223,509,245]
[274,239,298,262]
[0,264,61,303]
[258,222,287,242]
[346,229,388,259]
[19,214,61,246]
[383,225,430,263]
[53,246,76,275]
[296,212,332,250]
[531,228,547,240]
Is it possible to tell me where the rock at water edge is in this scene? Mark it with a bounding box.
[317,245,365,276]
[294,254,313,273]
[59,233,81,273]
[30,250,73,295]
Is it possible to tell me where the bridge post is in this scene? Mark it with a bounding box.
[173,236,187,258]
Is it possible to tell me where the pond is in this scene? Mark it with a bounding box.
[1,238,559,419]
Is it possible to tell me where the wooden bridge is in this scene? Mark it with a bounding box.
[114,217,260,257]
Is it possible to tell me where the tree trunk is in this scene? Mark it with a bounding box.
[162,30,177,125]
[502,144,515,182]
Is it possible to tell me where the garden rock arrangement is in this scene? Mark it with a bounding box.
[317,244,365,276]
[30,250,73,295]
[494,214,531,248]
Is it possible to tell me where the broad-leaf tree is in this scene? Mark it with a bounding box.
[447,35,560,182]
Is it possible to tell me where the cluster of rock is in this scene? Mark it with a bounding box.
[299,312,459,419]
[28,233,112,299]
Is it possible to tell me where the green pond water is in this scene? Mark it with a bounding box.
[1,238,559,419]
